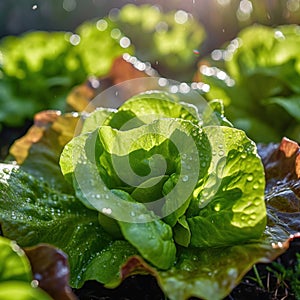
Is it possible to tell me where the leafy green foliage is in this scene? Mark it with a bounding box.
[0,18,133,129]
[158,243,284,300]
[115,4,205,80]
[0,164,136,288]
[74,18,133,76]
[0,236,31,282]
[186,126,266,247]
[0,3,205,132]
[0,282,52,300]
[0,92,296,299]
[0,236,52,300]
[201,24,300,142]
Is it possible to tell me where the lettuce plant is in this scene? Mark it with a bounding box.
[0,91,291,300]
[200,24,300,143]
[115,4,205,80]
[0,19,133,129]
[0,236,52,299]
[59,91,270,297]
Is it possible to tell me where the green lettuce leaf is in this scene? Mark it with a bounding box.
[158,242,285,300]
[263,96,300,122]
[0,164,129,288]
[0,17,134,131]
[200,24,300,143]
[116,4,205,80]
[185,126,267,247]
[105,91,199,130]
[112,190,176,270]
[61,117,208,269]
[0,282,52,300]
[1,90,284,300]
[0,236,31,283]
[0,236,52,300]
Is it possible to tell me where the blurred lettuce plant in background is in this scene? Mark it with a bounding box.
[0,16,133,130]
[115,4,205,80]
[0,3,206,136]
[198,24,300,143]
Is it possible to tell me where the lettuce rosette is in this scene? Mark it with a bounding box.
[57,90,268,298]
[200,24,300,143]
[1,90,287,300]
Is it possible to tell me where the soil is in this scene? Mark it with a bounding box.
[0,122,33,160]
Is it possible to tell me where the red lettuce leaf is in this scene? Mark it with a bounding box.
[24,244,77,300]
[258,137,300,240]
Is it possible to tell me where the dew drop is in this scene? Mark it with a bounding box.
[181,261,195,271]
[69,34,81,46]
[253,198,261,206]
[120,37,131,48]
[102,207,112,215]
[277,242,283,248]
[214,203,221,212]
[247,175,253,182]
[182,175,189,182]
[111,28,121,39]
[218,150,225,156]
[96,19,108,31]
[202,190,209,197]
[31,280,39,288]
[216,157,227,178]
[11,241,22,254]
[174,10,188,24]
[3,168,10,174]
[227,268,237,277]
[26,198,32,203]
[253,182,259,190]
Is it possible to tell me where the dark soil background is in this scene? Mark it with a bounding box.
[0,122,33,160]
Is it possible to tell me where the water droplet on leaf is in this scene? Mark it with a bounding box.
[182,175,189,182]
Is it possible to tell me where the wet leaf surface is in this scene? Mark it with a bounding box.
[258,138,300,240]
[0,67,299,299]
[7,111,79,193]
